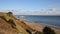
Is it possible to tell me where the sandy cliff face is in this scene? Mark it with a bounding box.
[0,12,29,34]
[0,12,60,34]
[0,18,18,34]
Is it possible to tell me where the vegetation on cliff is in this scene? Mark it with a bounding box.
[0,12,29,34]
[43,26,56,34]
[0,12,56,34]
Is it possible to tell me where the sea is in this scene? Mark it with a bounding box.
[15,15,60,28]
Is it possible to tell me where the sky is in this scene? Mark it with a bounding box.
[0,0,60,15]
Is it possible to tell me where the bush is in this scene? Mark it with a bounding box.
[43,26,56,34]
[7,12,13,14]
[7,19,16,28]
[0,16,7,22]
[26,29,32,34]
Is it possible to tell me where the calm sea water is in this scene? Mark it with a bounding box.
[15,15,60,28]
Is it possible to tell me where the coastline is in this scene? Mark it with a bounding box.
[21,20,60,34]
[23,19,60,29]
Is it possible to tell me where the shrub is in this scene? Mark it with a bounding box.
[7,19,16,29]
[26,29,32,34]
[43,26,56,34]
[0,16,7,22]
[7,12,13,14]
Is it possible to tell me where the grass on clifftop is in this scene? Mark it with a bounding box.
[0,12,29,34]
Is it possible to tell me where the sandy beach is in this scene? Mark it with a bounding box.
[22,20,60,34]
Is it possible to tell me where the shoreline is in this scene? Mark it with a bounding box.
[23,19,60,29]
[22,20,60,34]
[36,22,60,29]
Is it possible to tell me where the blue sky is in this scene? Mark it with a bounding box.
[0,0,60,10]
[0,0,60,15]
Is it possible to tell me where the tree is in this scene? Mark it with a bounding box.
[43,26,56,34]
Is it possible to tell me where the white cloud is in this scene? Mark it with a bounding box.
[0,9,60,15]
